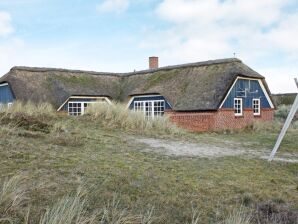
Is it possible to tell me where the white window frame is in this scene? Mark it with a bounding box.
[68,101,105,116]
[234,98,243,116]
[133,100,165,118]
[252,98,261,116]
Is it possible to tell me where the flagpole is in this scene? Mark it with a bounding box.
[268,78,298,162]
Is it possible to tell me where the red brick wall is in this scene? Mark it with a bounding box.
[166,111,215,131]
[166,108,275,132]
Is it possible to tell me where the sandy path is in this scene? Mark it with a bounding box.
[134,137,298,163]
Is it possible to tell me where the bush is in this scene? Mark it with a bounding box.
[275,104,298,122]
[251,201,298,224]
[248,121,283,132]
[85,103,184,136]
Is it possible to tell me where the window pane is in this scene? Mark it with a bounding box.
[68,102,82,116]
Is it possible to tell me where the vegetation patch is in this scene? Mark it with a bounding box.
[53,75,100,87]
[85,103,184,136]
[144,69,180,90]
[0,103,297,223]
[0,102,55,133]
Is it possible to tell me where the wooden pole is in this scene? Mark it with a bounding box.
[268,78,298,162]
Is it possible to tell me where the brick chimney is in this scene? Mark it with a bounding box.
[149,56,159,69]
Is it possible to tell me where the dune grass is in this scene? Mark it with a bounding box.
[0,101,55,118]
[0,103,297,223]
[85,102,184,136]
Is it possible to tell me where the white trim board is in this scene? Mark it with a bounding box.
[0,83,8,87]
[219,77,274,109]
[126,94,173,110]
[57,96,112,111]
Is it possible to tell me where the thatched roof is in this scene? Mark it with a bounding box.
[0,67,121,108]
[0,58,270,111]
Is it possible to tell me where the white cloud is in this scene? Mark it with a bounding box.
[259,67,298,94]
[156,0,290,26]
[138,0,298,93]
[97,0,131,13]
[0,11,14,36]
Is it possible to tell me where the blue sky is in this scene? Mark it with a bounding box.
[0,0,298,93]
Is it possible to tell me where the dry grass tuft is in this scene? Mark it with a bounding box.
[0,175,27,222]
[39,188,96,224]
[99,195,155,224]
[0,101,55,118]
[0,102,55,133]
[223,206,251,224]
[85,103,184,136]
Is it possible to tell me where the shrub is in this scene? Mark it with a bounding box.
[248,121,283,132]
[274,105,294,121]
[85,103,184,136]
[251,201,298,224]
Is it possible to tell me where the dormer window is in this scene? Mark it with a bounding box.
[134,100,165,118]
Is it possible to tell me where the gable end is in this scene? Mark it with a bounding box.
[219,77,274,109]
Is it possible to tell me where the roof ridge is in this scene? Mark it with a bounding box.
[10,58,242,76]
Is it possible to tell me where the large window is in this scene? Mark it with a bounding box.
[234,98,243,116]
[68,101,101,116]
[134,100,165,118]
[252,99,261,115]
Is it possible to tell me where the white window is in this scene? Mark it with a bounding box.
[153,101,165,116]
[134,100,165,118]
[252,99,261,115]
[234,98,243,116]
[134,101,144,112]
[7,102,13,108]
[68,102,82,116]
[68,101,101,116]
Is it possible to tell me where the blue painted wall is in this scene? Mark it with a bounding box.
[222,79,271,108]
[128,95,172,110]
[0,84,14,104]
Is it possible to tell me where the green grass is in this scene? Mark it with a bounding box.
[187,121,298,154]
[0,103,297,223]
